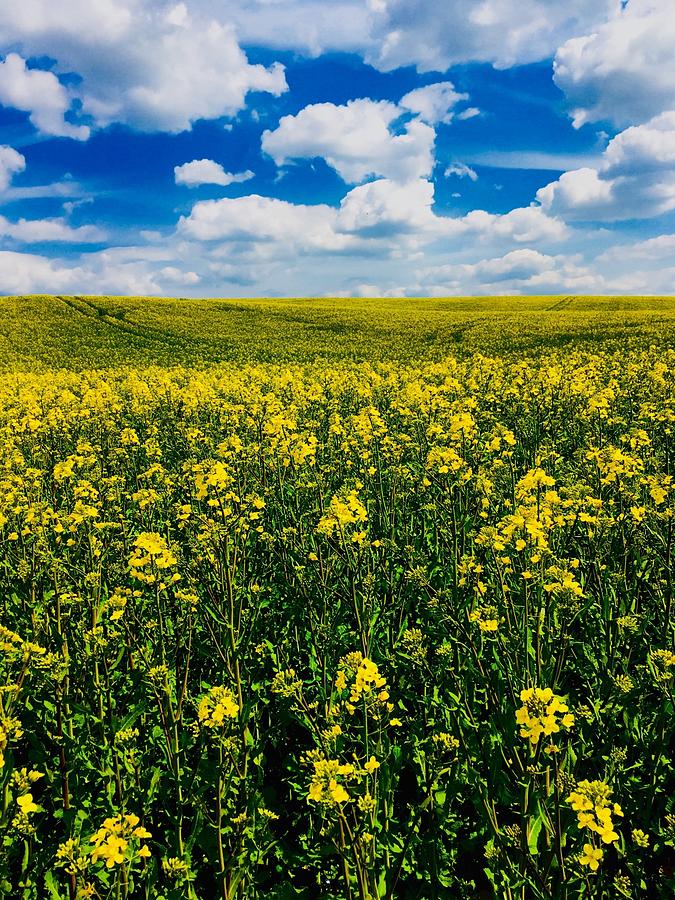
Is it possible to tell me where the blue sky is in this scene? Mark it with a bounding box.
[0,0,674,296]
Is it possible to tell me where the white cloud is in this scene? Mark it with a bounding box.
[421,250,603,295]
[0,245,193,296]
[445,163,478,181]
[452,205,569,243]
[0,0,132,43]
[159,265,200,285]
[0,4,287,134]
[537,168,614,218]
[399,82,468,124]
[365,0,620,71]
[598,233,675,263]
[177,194,352,251]
[602,111,675,175]
[0,54,89,140]
[1,181,84,202]
[262,99,435,183]
[554,0,675,128]
[537,112,675,220]
[468,248,557,282]
[0,145,25,190]
[0,215,105,242]
[336,178,438,235]
[174,159,254,187]
[0,249,82,293]
[466,149,602,171]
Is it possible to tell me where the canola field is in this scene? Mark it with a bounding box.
[1,295,674,899]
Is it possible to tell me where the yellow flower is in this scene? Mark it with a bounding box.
[197,685,239,728]
[364,756,380,773]
[16,793,40,815]
[516,687,573,745]
[91,835,128,868]
[579,843,603,871]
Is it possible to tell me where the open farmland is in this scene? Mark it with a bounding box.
[0,295,674,899]
[3,294,675,369]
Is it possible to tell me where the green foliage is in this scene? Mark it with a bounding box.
[0,307,673,898]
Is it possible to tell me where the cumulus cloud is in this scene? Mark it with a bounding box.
[365,0,620,71]
[554,0,675,128]
[0,246,197,296]
[335,178,438,236]
[0,249,83,293]
[537,112,675,220]
[0,145,25,191]
[174,159,254,187]
[457,206,569,243]
[421,250,602,295]
[0,215,105,243]
[466,248,558,282]
[177,194,353,251]
[0,54,89,140]
[262,99,435,183]
[0,4,287,134]
[399,82,468,124]
[178,172,570,259]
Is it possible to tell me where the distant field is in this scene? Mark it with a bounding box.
[2,294,675,369]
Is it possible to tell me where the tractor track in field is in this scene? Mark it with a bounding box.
[546,296,577,312]
[56,295,209,353]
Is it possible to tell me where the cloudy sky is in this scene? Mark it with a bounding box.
[0,0,674,297]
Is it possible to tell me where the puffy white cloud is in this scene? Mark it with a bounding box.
[0,249,83,293]
[554,0,675,128]
[399,82,468,124]
[602,111,675,175]
[262,99,435,183]
[0,244,197,296]
[421,250,602,295]
[0,4,287,134]
[467,248,557,282]
[365,0,620,72]
[174,159,254,187]
[221,0,374,57]
[0,0,132,43]
[177,194,352,251]
[537,168,614,218]
[458,206,569,242]
[537,112,675,220]
[336,178,438,236]
[81,19,286,132]
[0,145,25,190]
[0,215,105,242]
[0,54,89,140]
[158,265,200,285]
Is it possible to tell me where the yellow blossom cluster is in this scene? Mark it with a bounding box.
[197,685,240,728]
[567,780,623,870]
[469,605,500,632]
[57,813,151,874]
[515,687,574,745]
[128,532,179,585]
[316,489,368,538]
[307,757,355,805]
